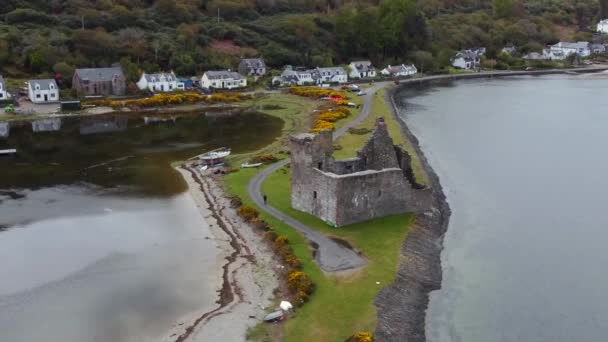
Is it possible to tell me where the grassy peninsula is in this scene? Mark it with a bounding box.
[223,87,417,341]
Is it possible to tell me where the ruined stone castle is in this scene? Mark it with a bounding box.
[290,117,418,227]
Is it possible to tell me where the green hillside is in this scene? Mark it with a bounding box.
[0,0,603,80]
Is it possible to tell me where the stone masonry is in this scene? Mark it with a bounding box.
[290,117,417,227]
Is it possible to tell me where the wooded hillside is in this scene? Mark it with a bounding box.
[0,0,603,80]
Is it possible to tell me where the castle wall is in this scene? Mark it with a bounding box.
[332,157,365,175]
[333,169,411,226]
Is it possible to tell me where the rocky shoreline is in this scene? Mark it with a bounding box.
[165,166,278,342]
[373,86,452,342]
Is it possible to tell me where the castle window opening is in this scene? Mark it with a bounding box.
[313,191,317,199]
[318,162,323,170]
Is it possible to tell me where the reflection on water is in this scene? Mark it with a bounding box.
[80,116,129,135]
[0,121,8,138]
[32,118,62,132]
[0,110,283,342]
[397,75,608,342]
[0,111,283,195]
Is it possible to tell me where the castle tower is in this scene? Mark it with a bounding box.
[289,130,333,213]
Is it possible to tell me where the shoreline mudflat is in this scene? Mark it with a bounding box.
[373,87,452,341]
[164,166,278,342]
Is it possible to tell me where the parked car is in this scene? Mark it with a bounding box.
[357,91,367,96]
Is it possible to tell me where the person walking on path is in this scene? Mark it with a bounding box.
[263,194,268,205]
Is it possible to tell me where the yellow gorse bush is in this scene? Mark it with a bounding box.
[310,106,351,133]
[288,86,347,99]
[348,332,374,342]
[88,92,251,109]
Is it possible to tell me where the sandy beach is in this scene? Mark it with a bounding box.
[161,166,279,342]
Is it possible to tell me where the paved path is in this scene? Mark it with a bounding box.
[247,82,388,272]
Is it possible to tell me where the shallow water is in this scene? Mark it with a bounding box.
[396,75,608,342]
[0,111,282,341]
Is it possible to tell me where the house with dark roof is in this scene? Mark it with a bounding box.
[201,70,247,89]
[272,66,319,86]
[72,67,126,97]
[27,79,59,103]
[380,64,417,77]
[238,58,267,76]
[348,61,377,79]
[0,75,10,101]
[137,72,183,93]
[451,51,481,70]
[316,67,348,84]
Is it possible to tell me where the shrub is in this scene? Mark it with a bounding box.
[251,153,279,164]
[287,86,347,99]
[86,92,251,109]
[237,205,259,222]
[287,270,314,304]
[346,332,374,342]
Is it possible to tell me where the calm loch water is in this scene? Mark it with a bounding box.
[396,74,608,342]
[0,111,282,342]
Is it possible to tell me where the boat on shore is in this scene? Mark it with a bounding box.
[241,162,262,168]
[0,149,17,155]
[189,147,231,167]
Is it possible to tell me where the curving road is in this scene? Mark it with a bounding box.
[247,82,388,272]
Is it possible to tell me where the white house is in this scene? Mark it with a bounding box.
[380,64,417,77]
[549,42,591,59]
[137,72,183,92]
[451,51,481,70]
[0,76,10,101]
[201,71,247,90]
[598,19,608,33]
[272,66,318,86]
[315,67,348,84]
[348,61,376,79]
[28,79,59,103]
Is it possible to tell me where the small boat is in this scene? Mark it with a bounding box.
[200,147,231,160]
[0,149,17,155]
[263,310,284,322]
[241,162,263,168]
[199,165,209,171]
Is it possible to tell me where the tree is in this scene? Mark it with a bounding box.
[53,62,75,87]
[493,0,519,19]
[410,50,434,73]
[601,0,608,19]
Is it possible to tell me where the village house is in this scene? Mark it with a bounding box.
[72,67,126,97]
[591,43,606,54]
[522,51,547,60]
[28,79,59,103]
[549,41,591,59]
[451,50,481,70]
[201,70,247,90]
[272,66,318,86]
[501,45,517,55]
[380,64,418,77]
[348,61,377,79]
[136,72,183,93]
[598,19,608,34]
[315,67,348,84]
[238,58,267,76]
[0,75,10,101]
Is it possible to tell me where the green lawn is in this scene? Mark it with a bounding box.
[224,167,413,342]
[333,88,429,186]
[228,93,317,165]
[222,89,415,341]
